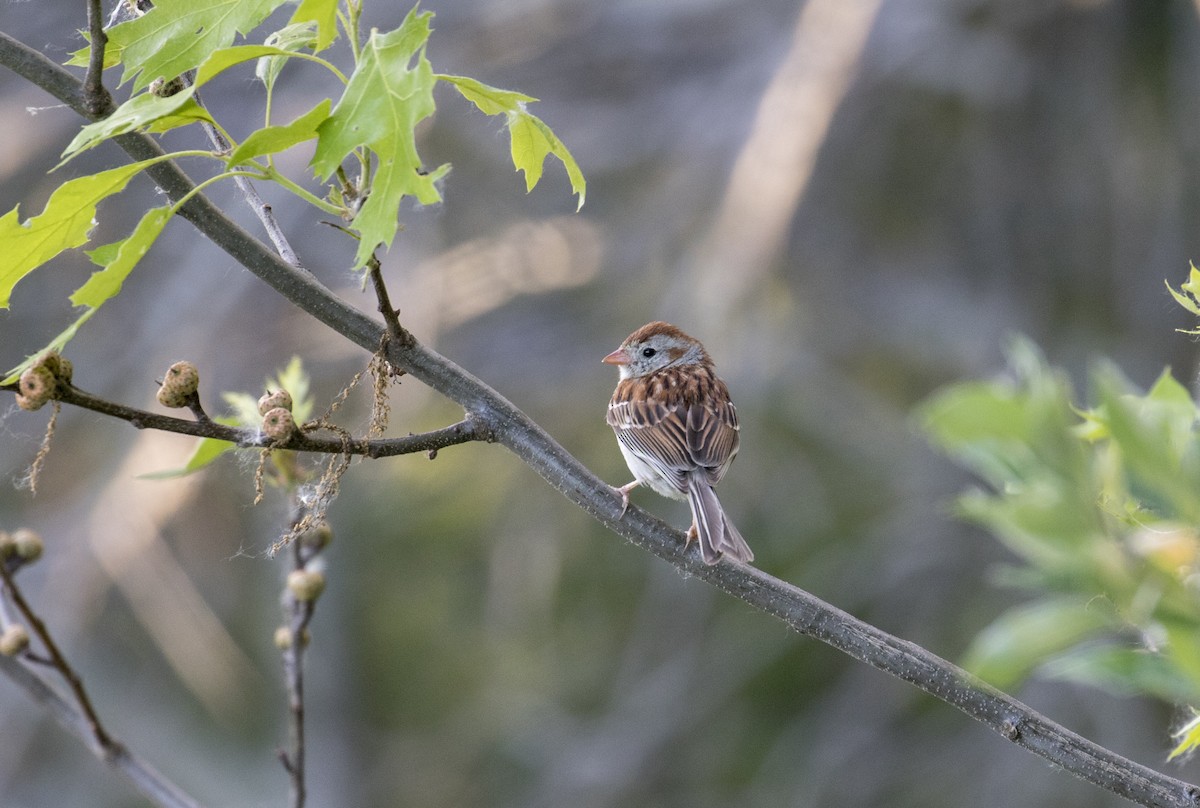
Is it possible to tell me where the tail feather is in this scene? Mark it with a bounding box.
[686,473,754,565]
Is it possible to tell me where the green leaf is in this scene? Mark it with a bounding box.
[65,36,123,70]
[311,9,442,267]
[106,0,291,91]
[65,44,315,162]
[71,206,172,307]
[1093,363,1200,522]
[257,22,321,90]
[963,597,1114,689]
[508,111,586,209]
[62,92,213,160]
[1171,710,1200,760]
[439,73,586,209]
[2,309,97,385]
[1166,261,1200,322]
[0,159,159,308]
[437,74,536,116]
[288,0,339,51]
[227,100,331,167]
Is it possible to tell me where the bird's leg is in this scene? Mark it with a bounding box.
[612,481,640,516]
[685,522,698,546]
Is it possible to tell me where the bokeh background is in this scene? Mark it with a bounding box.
[3,0,1200,806]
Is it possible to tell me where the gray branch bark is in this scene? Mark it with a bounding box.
[2,29,1199,808]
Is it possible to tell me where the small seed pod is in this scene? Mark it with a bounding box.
[258,389,293,416]
[0,624,29,656]
[33,351,72,384]
[17,366,55,411]
[0,531,14,560]
[286,569,326,602]
[11,528,43,563]
[273,625,312,650]
[262,407,296,441]
[300,521,333,552]
[156,361,199,408]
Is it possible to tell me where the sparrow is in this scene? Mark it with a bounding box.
[603,321,754,565]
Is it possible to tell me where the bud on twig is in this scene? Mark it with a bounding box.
[286,569,325,602]
[0,624,29,656]
[11,529,43,563]
[258,389,293,415]
[156,361,199,408]
[17,366,55,411]
[262,407,297,442]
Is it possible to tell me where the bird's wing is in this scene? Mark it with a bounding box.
[607,398,692,490]
[685,398,740,485]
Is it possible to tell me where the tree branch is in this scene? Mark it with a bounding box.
[0,381,487,459]
[82,0,113,117]
[3,29,1200,808]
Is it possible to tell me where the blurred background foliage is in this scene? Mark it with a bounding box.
[4,0,1200,806]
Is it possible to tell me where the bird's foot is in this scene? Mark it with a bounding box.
[612,481,639,516]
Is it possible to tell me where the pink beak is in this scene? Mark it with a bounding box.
[602,348,629,365]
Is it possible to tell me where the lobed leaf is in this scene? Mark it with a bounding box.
[311,9,442,267]
[106,0,291,91]
[0,160,160,308]
[439,74,586,209]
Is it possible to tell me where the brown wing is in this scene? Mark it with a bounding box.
[607,397,692,492]
[686,396,739,485]
[607,367,740,488]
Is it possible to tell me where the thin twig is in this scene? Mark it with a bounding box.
[279,502,323,808]
[4,29,1200,808]
[365,254,411,348]
[0,381,487,458]
[0,561,112,750]
[82,0,113,117]
[193,88,303,266]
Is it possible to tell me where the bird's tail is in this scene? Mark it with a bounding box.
[686,472,754,565]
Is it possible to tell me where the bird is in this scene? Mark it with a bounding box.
[602,321,753,565]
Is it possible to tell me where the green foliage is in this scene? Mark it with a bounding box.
[105,0,292,91]
[1166,261,1200,332]
[310,9,444,268]
[227,100,331,168]
[438,75,586,209]
[5,1,583,370]
[0,159,161,309]
[920,337,1200,722]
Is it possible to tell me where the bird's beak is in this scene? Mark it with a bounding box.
[602,348,629,365]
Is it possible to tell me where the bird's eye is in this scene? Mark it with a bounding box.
[641,347,657,358]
